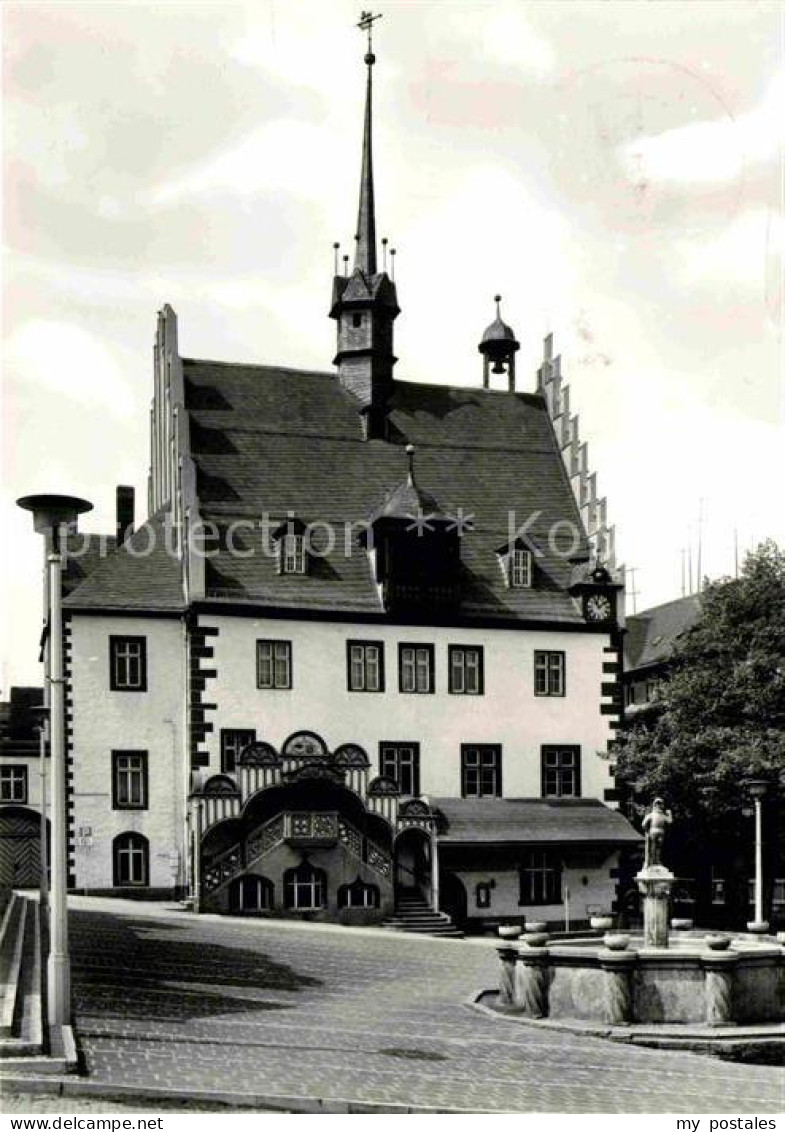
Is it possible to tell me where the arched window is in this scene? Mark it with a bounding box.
[338,877,379,909]
[113,832,149,887]
[229,874,273,913]
[284,860,326,911]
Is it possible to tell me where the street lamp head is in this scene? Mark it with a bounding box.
[745,779,768,799]
[17,494,93,544]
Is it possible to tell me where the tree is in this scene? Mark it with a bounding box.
[615,541,785,922]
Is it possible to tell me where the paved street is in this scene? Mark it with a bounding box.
[39,898,785,1112]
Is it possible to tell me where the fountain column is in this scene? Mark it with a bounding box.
[635,865,674,947]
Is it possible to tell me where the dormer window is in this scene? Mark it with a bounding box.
[509,547,532,588]
[281,533,306,575]
[273,518,308,575]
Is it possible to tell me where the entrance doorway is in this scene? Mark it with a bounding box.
[394,828,431,898]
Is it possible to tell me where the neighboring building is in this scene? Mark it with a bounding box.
[60,37,639,931]
[623,594,784,930]
[0,687,45,889]
[623,595,701,714]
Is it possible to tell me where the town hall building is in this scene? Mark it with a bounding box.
[55,28,639,932]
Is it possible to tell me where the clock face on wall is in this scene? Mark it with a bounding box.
[585,593,613,622]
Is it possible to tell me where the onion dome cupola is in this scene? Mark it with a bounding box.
[362,445,460,614]
[478,295,520,391]
[330,13,400,440]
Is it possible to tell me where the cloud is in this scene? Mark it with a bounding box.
[4,320,135,417]
[145,119,337,205]
[676,208,783,290]
[618,71,784,186]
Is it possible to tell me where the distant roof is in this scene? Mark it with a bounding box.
[432,797,640,845]
[625,595,701,674]
[63,360,593,622]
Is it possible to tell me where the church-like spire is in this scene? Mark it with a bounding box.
[330,12,399,438]
[354,11,380,274]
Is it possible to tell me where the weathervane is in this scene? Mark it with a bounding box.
[357,10,382,57]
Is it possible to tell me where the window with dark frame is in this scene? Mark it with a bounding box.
[379,742,420,796]
[534,651,565,697]
[256,640,292,689]
[519,850,561,905]
[111,751,148,809]
[398,644,434,694]
[461,745,502,798]
[113,832,149,886]
[541,745,581,798]
[449,645,484,694]
[347,641,384,692]
[284,860,326,910]
[0,765,28,803]
[220,729,256,774]
[109,636,147,691]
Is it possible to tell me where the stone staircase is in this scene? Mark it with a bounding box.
[0,892,78,1078]
[382,887,463,938]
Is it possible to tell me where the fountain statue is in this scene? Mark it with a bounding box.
[636,798,675,947]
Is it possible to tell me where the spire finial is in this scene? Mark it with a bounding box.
[405,443,416,484]
[353,12,382,275]
[357,10,382,59]
[495,294,502,318]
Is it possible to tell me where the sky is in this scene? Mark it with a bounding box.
[2,0,783,691]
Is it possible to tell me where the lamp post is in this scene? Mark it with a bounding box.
[745,779,768,934]
[30,704,50,912]
[17,494,92,1030]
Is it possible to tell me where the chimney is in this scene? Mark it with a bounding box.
[116,485,135,545]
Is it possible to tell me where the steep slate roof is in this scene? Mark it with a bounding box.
[625,595,701,674]
[62,533,117,597]
[186,360,590,622]
[433,797,641,844]
[63,512,184,611]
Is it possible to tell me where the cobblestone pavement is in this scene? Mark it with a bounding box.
[54,898,784,1113]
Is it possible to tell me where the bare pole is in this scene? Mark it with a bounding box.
[696,498,704,593]
[680,548,686,598]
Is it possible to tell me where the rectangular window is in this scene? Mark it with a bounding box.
[509,548,532,588]
[112,751,148,810]
[347,641,384,692]
[534,651,565,697]
[449,645,484,695]
[773,879,785,907]
[379,743,420,796]
[520,850,562,905]
[109,636,147,691]
[220,729,256,774]
[0,765,28,803]
[280,533,306,575]
[257,640,292,689]
[461,745,502,798]
[399,644,434,694]
[541,745,581,798]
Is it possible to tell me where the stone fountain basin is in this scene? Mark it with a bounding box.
[507,935,784,1025]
